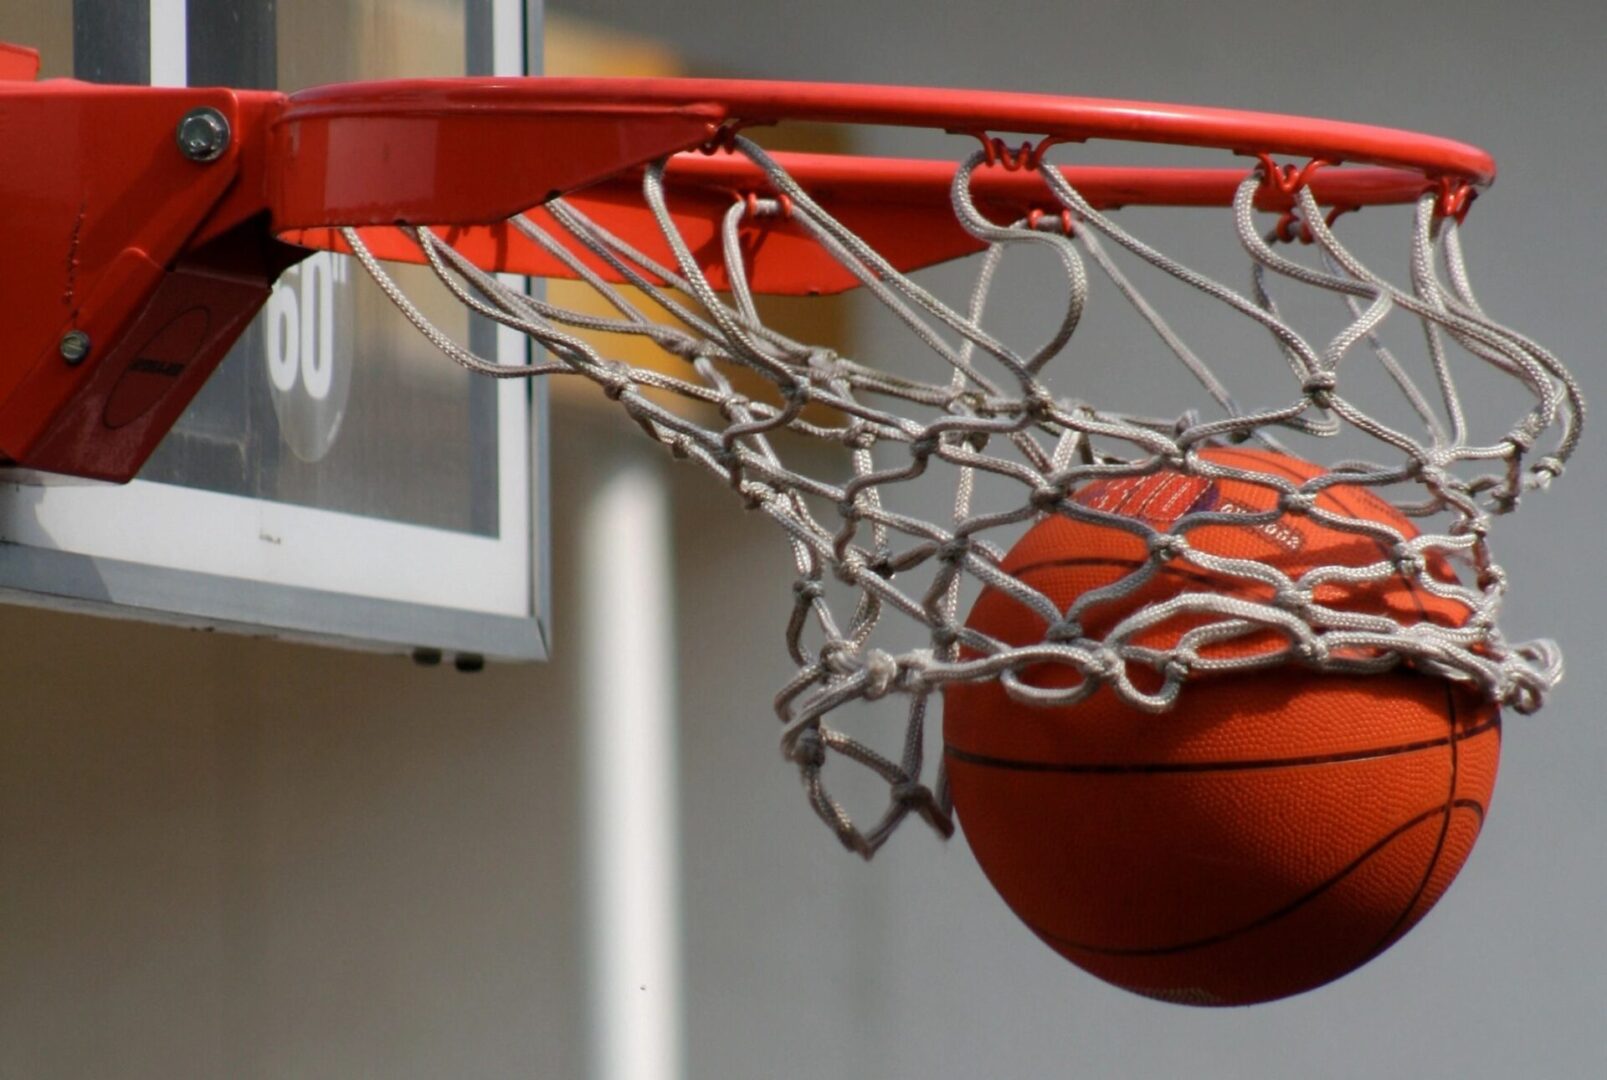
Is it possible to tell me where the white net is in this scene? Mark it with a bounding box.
[340,134,1582,857]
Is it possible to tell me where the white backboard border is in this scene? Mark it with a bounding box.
[0,0,549,664]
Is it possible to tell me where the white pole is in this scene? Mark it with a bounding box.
[148,0,186,87]
[580,457,684,1080]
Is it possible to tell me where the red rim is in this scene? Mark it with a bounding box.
[283,76,1496,185]
[269,77,1496,291]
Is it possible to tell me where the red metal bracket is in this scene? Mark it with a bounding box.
[0,71,739,480]
[0,80,300,480]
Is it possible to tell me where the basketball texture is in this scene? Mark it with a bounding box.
[943,447,1499,1006]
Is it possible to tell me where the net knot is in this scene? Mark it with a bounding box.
[1392,547,1427,578]
[841,422,876,451]
[1023,391,1057,422]
[1495,670,1530,712]
[1504,427,1537,455]
[1163,657,1193,683]
[1030,483,1069,511]
[819,638,857,675]
[787,726,827,769]
[862,649,900,699]
[793,578,825,604]
[736,478,772,511]
[1294,638,1330,664]
[890,779,929,808]
[1476,563,1508,592]
[1275,585,1311,611]
[598,363,634,401]
[909,435,941,461]
[1279,489,1318,514]
[937,537,970,563]
[947,389,987,416]
[1086,647,1124,681]
[1411,460,1450,489]
[1301,370,1338,406]
[1148,532,1189,560]
[1044,620,1082,643]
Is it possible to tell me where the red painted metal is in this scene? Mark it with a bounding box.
[0,43,38,82]
[282,153,1447,296]
[0,55,1499,480]
[277,77,1497,187]
[266,79,1494,293]
[0,77,292,480]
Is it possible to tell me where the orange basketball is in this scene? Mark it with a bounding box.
[943,446,1499,1006]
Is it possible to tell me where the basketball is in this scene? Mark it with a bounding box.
[943,446,1500,1006]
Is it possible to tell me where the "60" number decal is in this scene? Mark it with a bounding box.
[265,251,348,401]
[262,251,352,462]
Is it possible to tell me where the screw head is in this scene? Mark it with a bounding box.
[176,107,231,163]
[59,330,91,365]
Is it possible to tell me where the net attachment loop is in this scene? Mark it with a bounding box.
[1255,153,1335,199]
[1436,177,1479,223]
[1275,204,1358,244]
[969,133,1076,171]
[1026,206,1078,235]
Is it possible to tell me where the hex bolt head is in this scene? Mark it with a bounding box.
[59,330,91,365]
[176,107,231,163]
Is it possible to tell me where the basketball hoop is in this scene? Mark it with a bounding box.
[0,69,1583,857]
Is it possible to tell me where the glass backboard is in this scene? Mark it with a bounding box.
[0,0,547,663]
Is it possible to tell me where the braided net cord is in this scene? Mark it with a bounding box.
[339,133,1583,857]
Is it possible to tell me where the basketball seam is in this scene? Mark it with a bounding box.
[1358,679,1476,965]
[942,714,1498,774]
[1020,798,1488,960]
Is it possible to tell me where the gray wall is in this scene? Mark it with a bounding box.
[0,601,584,1078]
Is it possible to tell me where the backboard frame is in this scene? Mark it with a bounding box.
[0,0,549,663]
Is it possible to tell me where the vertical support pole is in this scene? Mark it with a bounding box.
[148,0,185,86]
[580,456,684,1080]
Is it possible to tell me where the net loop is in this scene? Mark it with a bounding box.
[338,127,1582,855]
[1256,154,1334,200]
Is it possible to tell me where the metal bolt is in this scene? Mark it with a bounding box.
[176,107,231,163]
[59,330,91,365]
